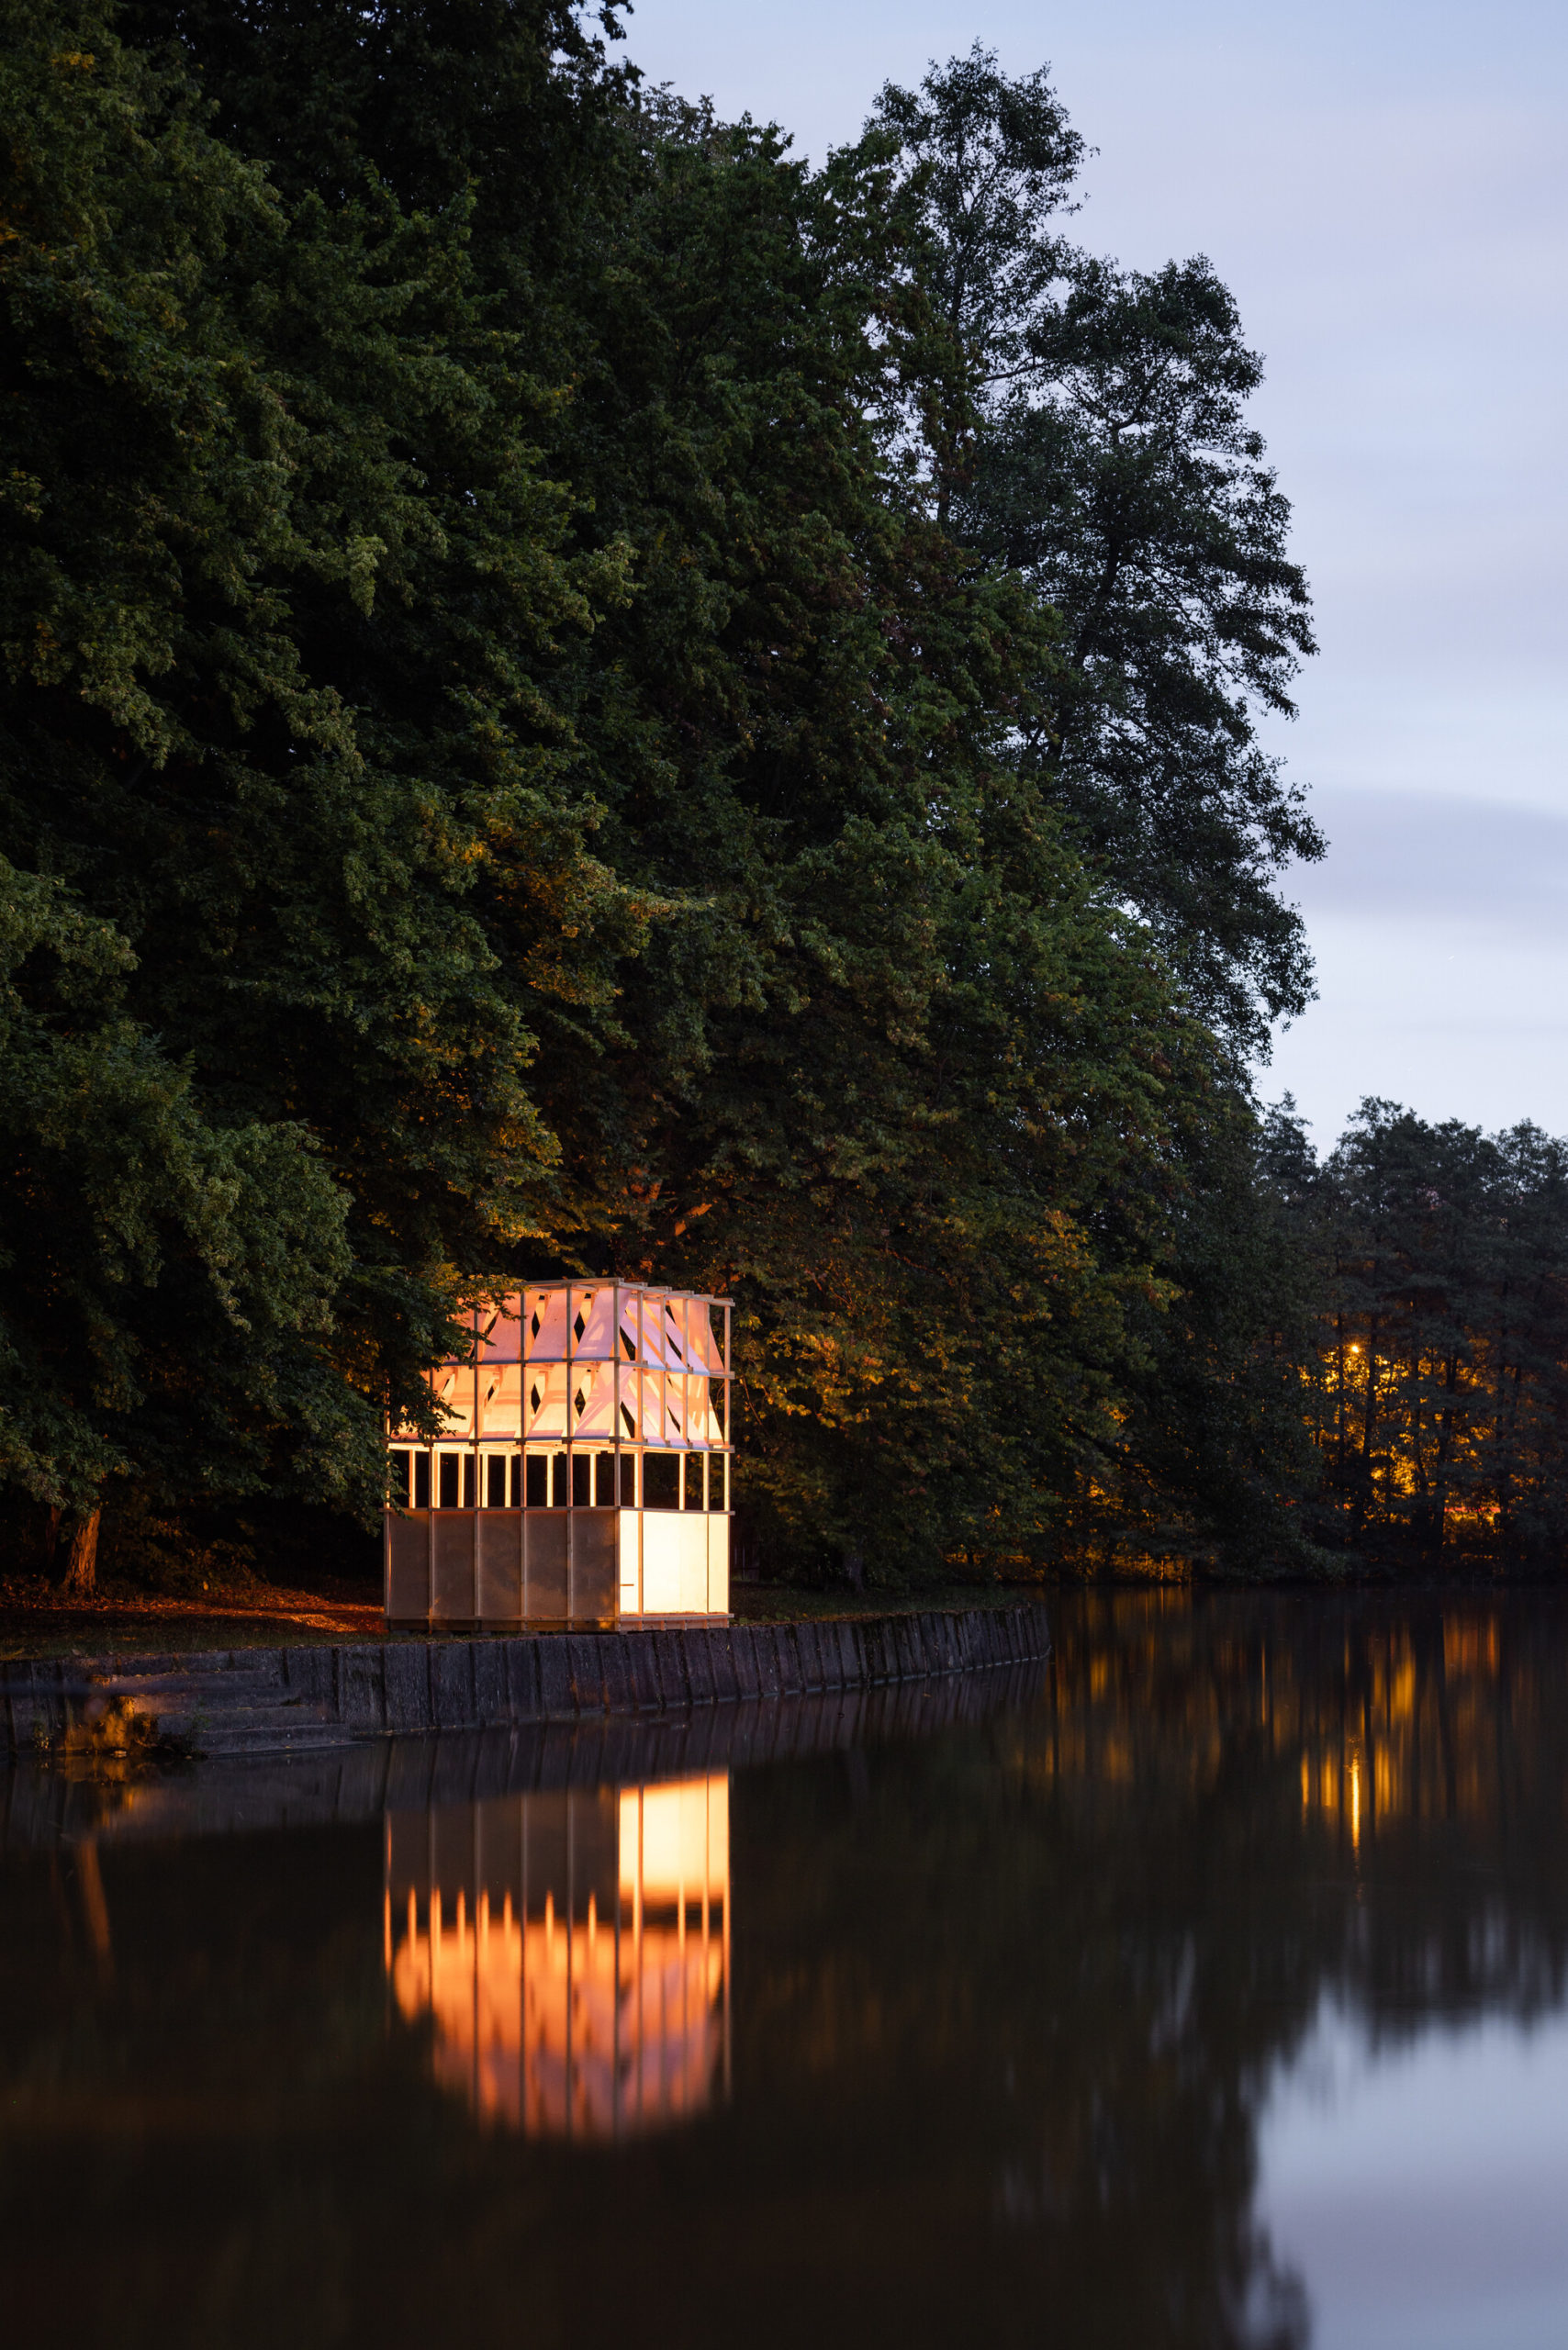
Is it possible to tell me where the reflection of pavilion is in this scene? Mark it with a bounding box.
[386,1777,730,2140]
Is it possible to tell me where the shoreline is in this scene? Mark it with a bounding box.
[1,1601,1052,1762]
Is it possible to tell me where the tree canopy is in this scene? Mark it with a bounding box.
[29,5,1551,1591]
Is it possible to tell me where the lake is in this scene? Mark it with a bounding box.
[5,1587,1568,2348]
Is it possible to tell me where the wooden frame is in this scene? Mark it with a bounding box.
[385,1281,733,1629]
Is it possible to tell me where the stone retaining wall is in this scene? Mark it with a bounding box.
[1,1657,1047,1846]
[0,1602,1050,1761]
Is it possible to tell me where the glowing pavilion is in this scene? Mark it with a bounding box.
[386,1281,732,1628]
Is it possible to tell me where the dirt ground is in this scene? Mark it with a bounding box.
[0,1573,1039,1661]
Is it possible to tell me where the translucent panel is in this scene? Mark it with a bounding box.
[635,1292,678,1368]
[617,1293,640,1365]
[678,1513,708,1611]
[477,1295,523,1361]
[523,1360,569,1440]
[570,1359,616,1440]
[684,1373,714,1447]
[522,1288,570,1362]
[660,1295,689,1371]
[430,1362,476,1438]
[661,1372,687,1445]
[685,1301,724,1375]
[572,1286,618,1360]
[642,1509,682,1605]
[636,1368,664,1446]
[708,1513,729,1606]
[477,1361,523,1438]
[615,1365,640,1443]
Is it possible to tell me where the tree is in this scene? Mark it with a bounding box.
[0,860,354,1588]
[868,48,1322,1051]
[1294,1102,1568,1569]
[0,0,640,1563]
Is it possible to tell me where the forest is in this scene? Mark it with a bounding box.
[3,0,1565,1590]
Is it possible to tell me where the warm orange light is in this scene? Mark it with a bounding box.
[388,1776,730,2142]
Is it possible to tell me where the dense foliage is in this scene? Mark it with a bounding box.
[1273,1102,1568,1571]
[9,1,1540,1588]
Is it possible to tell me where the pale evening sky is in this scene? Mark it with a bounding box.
[619,0,1568,1153]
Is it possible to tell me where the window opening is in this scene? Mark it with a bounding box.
[644,1451,679,1511]
[594,1453,616,1507]
[486,1453,508,1509]
[709,1454,727,1513]
[683,1453,703,1511]
[619,1452,637,1506]
[438,1453,460,1511]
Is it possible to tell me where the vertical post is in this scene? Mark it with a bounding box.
[565,1278,574,1505]
[611,1278,622,1621]
[471,1304,480,1622]
[677,1289,687,1510]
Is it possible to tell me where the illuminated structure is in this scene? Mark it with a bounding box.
[386,1776,731,2139]
[386,1282,732,1627]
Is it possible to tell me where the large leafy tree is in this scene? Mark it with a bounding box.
[113,7,1237,1576]
[868,48,1322,1050]
[2,0,1343,1585]
[0,0,639,1573]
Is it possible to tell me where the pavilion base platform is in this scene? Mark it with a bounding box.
[386,1505,730,1633]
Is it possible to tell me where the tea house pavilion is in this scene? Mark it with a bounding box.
[386,1281,732,1628]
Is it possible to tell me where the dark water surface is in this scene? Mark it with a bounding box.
[6,1589,1568,2349]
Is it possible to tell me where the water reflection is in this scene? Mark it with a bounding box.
[386,1777,729,2138]
[6,1604,1568,2345]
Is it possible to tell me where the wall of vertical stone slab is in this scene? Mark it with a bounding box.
[0,1603,1049,1755]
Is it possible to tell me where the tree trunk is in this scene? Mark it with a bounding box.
[60,1506,100,1598]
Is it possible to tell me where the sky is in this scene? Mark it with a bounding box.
[616,0,1568,1152]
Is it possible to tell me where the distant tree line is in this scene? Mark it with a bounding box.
[0,0,1555,1586]
[1259,1101,1568,1572]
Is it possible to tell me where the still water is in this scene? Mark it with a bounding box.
[5,1590,1568,2348]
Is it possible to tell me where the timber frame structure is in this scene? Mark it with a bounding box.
[386,1283,732,1630]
